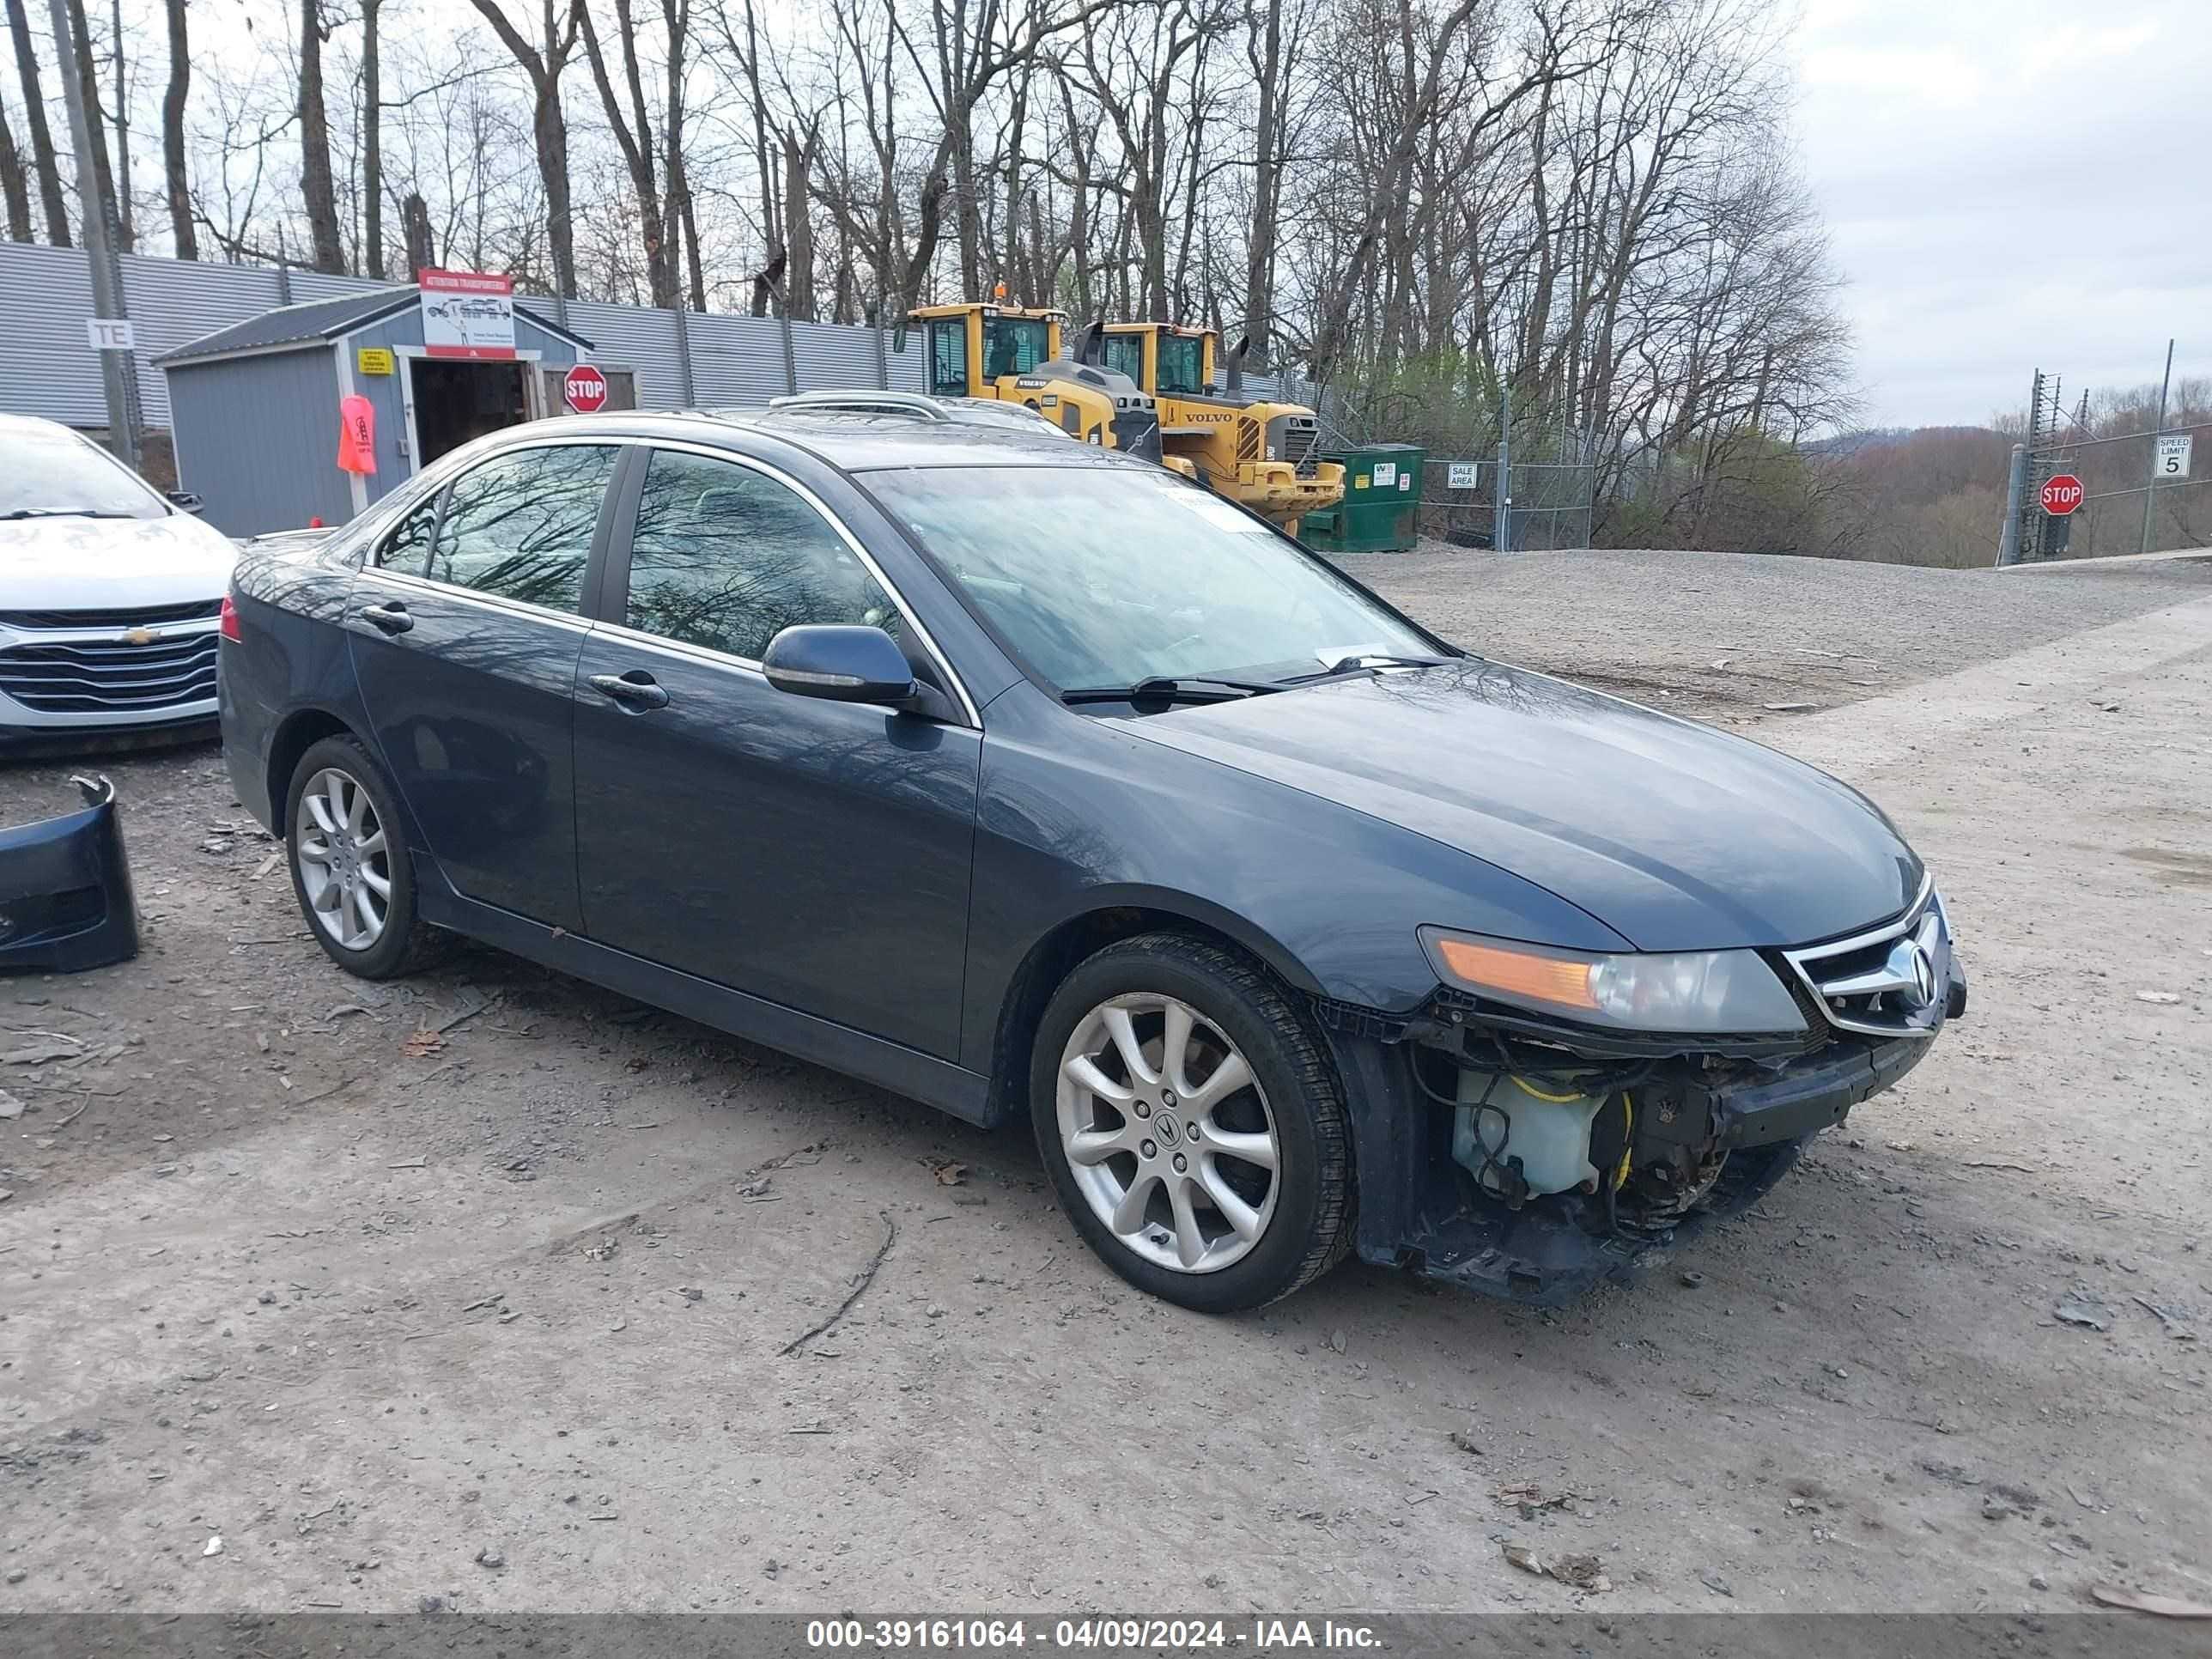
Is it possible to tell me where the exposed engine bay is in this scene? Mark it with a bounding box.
[1320,949,1968,1305]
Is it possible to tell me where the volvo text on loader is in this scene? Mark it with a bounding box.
[1101,322,1345,529]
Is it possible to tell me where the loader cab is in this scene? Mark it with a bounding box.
[915,302,1065,397]
[1103,323,1217,398]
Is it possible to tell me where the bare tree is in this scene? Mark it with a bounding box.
[106,0,130,246]
[298,0,344,270]
[3,0,64,243]
[576,0,680,307]
[471,0,583,297]
[161,0,193,257]
[61,0,124,247]
[361,0,384,275]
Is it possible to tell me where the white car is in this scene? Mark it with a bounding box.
[0,414,238,748]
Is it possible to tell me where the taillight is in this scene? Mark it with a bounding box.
[219,592,242,642]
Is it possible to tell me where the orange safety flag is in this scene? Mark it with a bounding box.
[337,394,377,475]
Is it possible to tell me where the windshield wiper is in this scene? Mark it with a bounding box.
[2,507,137,520]
[1060,675,1284,708]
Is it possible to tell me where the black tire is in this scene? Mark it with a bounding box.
[283,733,443,980]
[1030,933,1354,1312]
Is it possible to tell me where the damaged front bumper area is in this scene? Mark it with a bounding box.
[0,775,141,973]
[1324,949,1966,1307]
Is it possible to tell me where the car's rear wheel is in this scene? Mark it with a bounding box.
[285,735,438,979]
[1030,933,1353,1311]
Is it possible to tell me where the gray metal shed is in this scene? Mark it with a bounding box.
[155,289,596,538]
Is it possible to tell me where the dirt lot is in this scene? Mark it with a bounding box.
[1,549,2208,1617]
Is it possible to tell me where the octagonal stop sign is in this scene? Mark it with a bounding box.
[562,362,610,414]
[2040,473,2084,515]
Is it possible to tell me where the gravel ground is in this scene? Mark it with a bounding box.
[1341,544,2212,723]
[0,550,2208,1620]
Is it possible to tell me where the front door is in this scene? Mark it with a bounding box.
[346,441,623,932]
[569,444,981,1059]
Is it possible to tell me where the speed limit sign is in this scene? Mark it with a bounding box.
[2154,434,2192,478]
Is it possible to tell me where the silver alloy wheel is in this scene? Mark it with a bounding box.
[294,766,392,952]
[1055,993,1280,1273]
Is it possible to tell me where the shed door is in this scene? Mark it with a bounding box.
[542,366,639,416]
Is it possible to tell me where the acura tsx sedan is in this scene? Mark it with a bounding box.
[218,407,1966,1311]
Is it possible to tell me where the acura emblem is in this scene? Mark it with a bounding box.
[1888,939,1936,1010]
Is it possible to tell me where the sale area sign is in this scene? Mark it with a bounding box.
[420,268,515,360]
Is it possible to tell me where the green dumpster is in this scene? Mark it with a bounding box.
[1297,443,1425,553]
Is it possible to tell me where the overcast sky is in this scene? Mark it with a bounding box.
[1794,0,2211,428]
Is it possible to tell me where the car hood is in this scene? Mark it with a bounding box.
[0,513,238,611]
[1118,660,1922,951]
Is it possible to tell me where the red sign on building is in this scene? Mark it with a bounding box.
[419,268,516,361]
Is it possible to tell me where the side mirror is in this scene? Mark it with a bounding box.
[762,624,917,707]
[167,490,205,513]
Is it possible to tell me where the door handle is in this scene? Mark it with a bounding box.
[588,671,670,710]
[359,600,414,635]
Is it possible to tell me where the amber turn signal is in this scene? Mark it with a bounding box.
[1428,936,1601,1012]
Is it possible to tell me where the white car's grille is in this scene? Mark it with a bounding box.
[0,599,222,629]
[0,631,219,714]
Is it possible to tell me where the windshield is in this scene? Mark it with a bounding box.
[1,426,167,521]
[1102,334,1146,385]
[869,465,1441,690]
[1157,334,1207,396]
[982,318,1052,379]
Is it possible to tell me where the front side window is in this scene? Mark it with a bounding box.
[1157,335,1206,396]
[623,451,898,660]
[868,465,1437,690]
[982,318,1051,379]
[0,424,167,521]
[428,444,619,611]
[928,322,969,396]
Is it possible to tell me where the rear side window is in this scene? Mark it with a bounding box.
[428,445,620,611]
[377,493,441,573]
[623,450,898,660]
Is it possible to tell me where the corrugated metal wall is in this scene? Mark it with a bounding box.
[3,243,949,432]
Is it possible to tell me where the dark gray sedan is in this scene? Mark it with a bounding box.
[218,410,1965,1311]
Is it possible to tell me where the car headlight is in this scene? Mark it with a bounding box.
[1419,927,1808,1035]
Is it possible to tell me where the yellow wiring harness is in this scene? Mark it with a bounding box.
[1509,1075,1587,1103]
[1614,1091,1635,1190]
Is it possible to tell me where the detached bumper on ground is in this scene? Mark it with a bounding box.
[0,775,140,973]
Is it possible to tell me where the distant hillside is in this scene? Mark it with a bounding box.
[1825,425,2017,568]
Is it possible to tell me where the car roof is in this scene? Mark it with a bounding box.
[537,409,1150,476]
[0,413,91,442]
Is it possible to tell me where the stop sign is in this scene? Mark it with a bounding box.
[2040,474,2084,515]
[562,362,609,413]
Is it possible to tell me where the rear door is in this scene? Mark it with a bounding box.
[346,441,625,932]
[569,442,981,1059]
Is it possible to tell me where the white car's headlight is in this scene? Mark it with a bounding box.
[1419,927,1808,1035]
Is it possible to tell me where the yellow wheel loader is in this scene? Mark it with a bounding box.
[908,301,1161,459]
[1101,323,1345,529]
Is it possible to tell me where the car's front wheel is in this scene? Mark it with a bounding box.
[284,734,438,979]
[1030,933,1353,1311]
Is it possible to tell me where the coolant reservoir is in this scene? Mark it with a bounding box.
[1452,1070,1606,1198]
